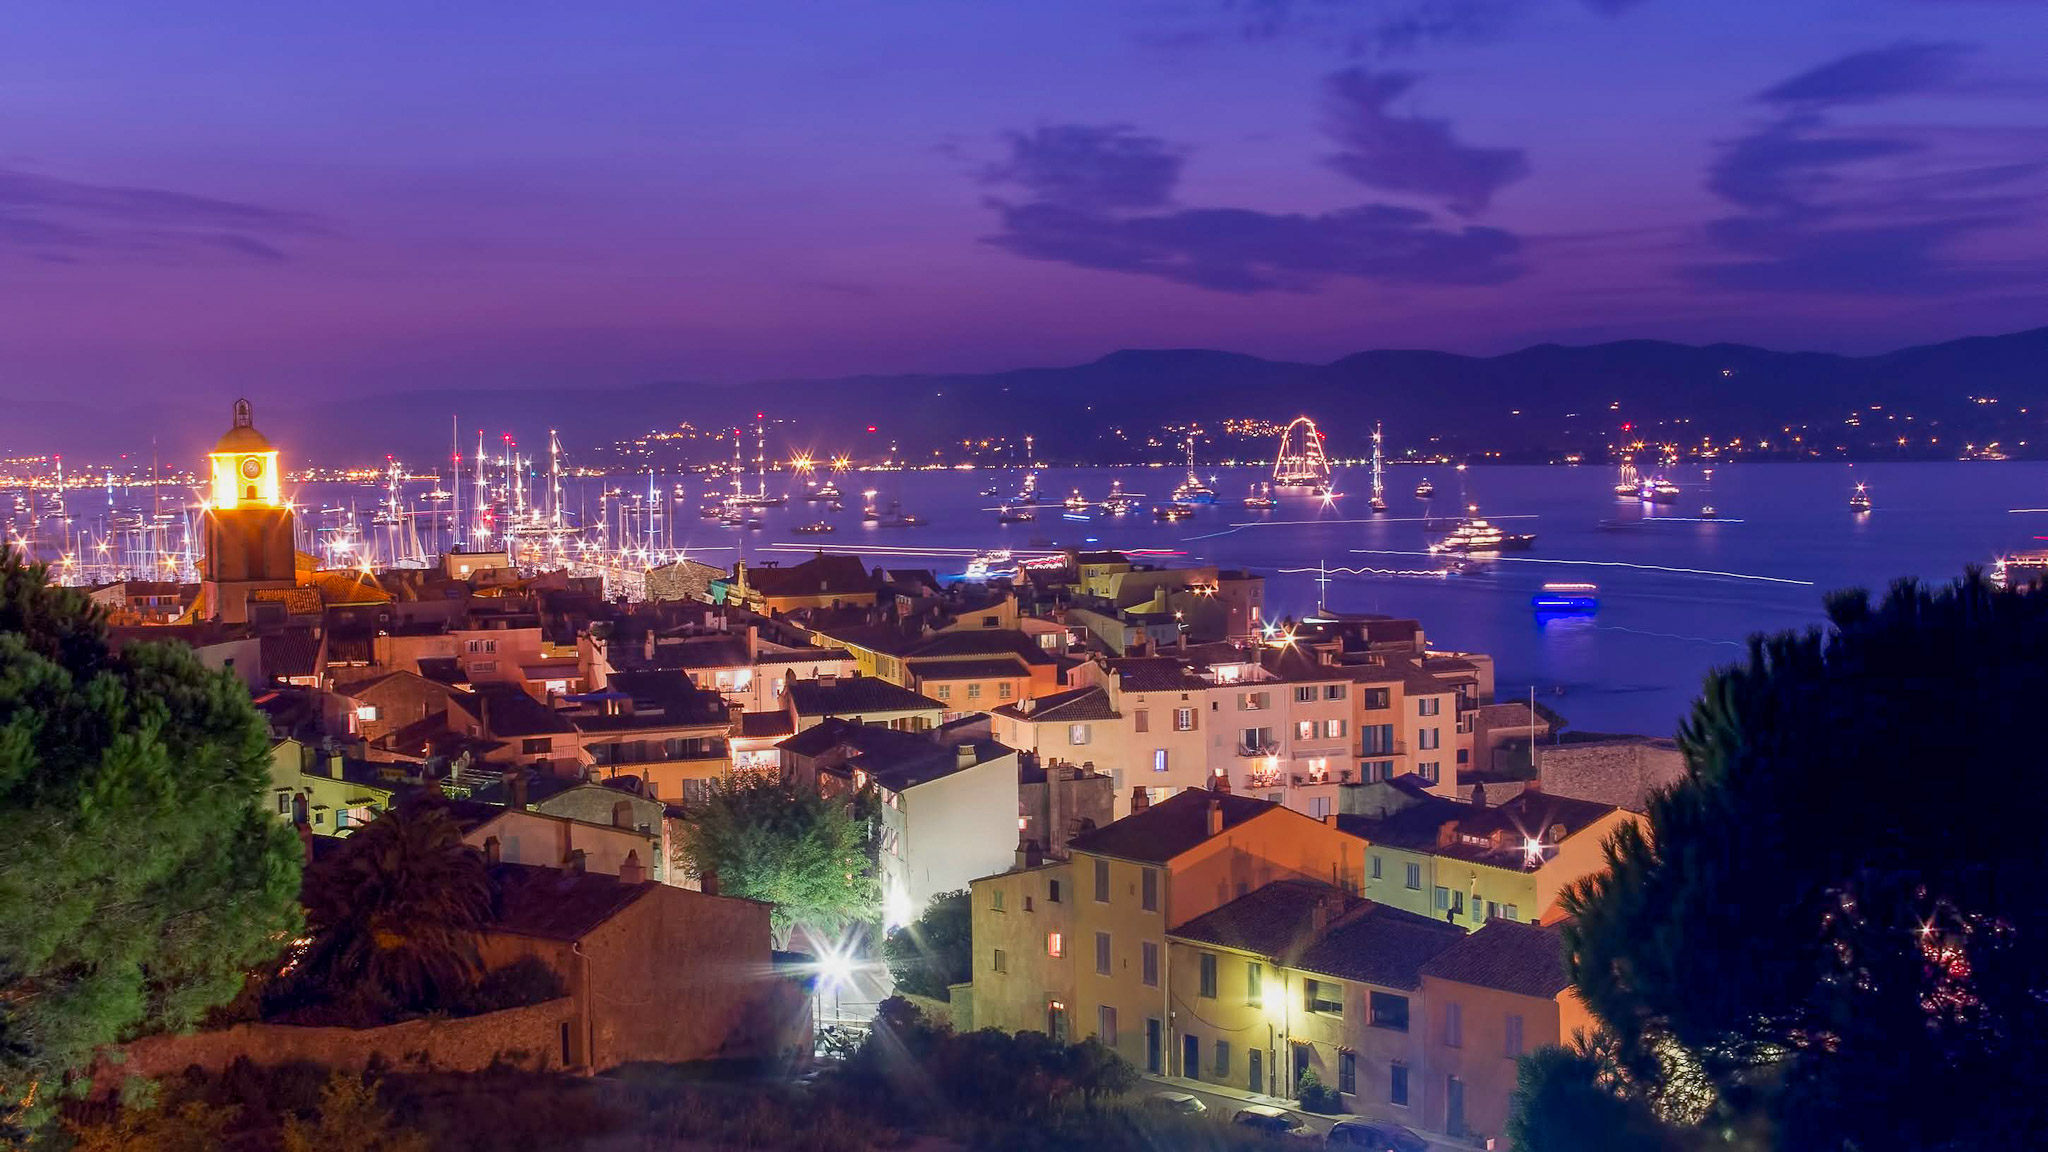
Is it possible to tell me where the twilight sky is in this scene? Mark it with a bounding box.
[3,0,2047,402]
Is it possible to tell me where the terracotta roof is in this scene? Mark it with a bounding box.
[744,553,873,599]
[1107,657,1211,693]
[848,729,1013,793]
[740,710,795,739]
[755,646,851,664]
[991,685,1118,723]
[486,861,653,942]
[1419,920,1573,999]
[260,628,321,679]
[571,670,730,731]
[907,656,1029,681]
[653,637,752,670]
[473,683,574,737]
[1069,789,1281,864]
[786,675,942,717]
[1171,881,1464,991]
[908,629,1056,665]
[1337,789,1620,869]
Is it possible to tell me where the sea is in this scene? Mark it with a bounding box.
[15,461,2037,739]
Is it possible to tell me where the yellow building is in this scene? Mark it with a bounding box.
[1417,921,1596,1144]
[1167,880,1465,1114]
[266,738,399,837]
[966,789,1367,1074]
[1338,779,1638,929]
[199,399,296,623]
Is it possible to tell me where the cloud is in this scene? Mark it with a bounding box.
[1321,67,1529,215]
[982,125,1182,211]
[1757,41,1971,107]
[1686,45,2042,294]
[0,168,318,264]
[1198,0,1643,57]
[980,123,1522,292]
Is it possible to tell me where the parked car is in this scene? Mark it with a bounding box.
[1144,1090,1208,1115]
[1326,1118,1428,1151]
[1232,1105,1318,1140]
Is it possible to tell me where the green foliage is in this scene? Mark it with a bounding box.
[882,889,972,1000]
[841,997,1137,1127]
[674,772,878,948]
[283,799,493,1023]
[65,1099,240,1152]
[1507,1044,1683,1152]
[281,1072,431,1152]
[1294,1067,1340,1113]
[459,954,567,1016]
[1543,572,2048,1150]
[0,552,303,1135]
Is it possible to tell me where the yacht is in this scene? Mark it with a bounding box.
[1427,513,1535,554]
[1700,505,1719,519]
[996,505,1035,524]
[1992,552,2048,590]
[1849,482,1872,513]
[1242,484,1278,509]
[963,549,1013,582]
[1531,582,1599,612]
[1639,478,1680,504]
[1154,505,1194,522]
[791,521,834,535]
[1064,489,1090,511]
[1415,478,1435,499]
[1172,434,1216,505]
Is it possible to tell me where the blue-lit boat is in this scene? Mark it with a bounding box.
[1531,582,1599,612]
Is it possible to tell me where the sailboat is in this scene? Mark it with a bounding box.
[1172,434,1216,505]
[1369,423,1388,513]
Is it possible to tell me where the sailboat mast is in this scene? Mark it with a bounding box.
[730,428,743,500]
[474,430,488,546]
[450,415,461,553]
[549,429,564,531]
[754,413,766,500]
[1371,423,1385,502]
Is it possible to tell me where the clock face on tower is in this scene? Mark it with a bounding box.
[241,457,265,480]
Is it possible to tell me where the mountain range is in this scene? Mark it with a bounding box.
[10,326,2047,467]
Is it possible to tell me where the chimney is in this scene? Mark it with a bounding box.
[1209,768,1231,794]
[483,835,501,865]
[564,847,587,874]
[1206,798,1224,837]
[1015,839,1045,869]
[509,771,529,810]
[700,867,720,896]
[1323,812,1338,827]
[1311,894,1335,935]
[1131,786,1151,813]
[1470,781,1488,809]
[1046,762,1068,857]
[1021,697,1036,715]
[956,743,977,769]
[746,623,759,660]
[618,849,646,885]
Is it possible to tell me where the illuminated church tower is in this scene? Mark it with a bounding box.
[199,399,297,623]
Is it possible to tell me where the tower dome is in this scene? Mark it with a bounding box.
[214,398,273,454]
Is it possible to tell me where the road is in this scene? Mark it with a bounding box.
[1139,1074,1475,1149]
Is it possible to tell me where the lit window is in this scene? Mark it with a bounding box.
[967,683,982,700]
[355,704,379,722]
[1069,724,1091,746]
[1047,932,1064,958]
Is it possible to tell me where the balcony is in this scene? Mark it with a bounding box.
[587,739,730,769]
[1357,739,1407,758]
[1245,768,1285,790]
[1235,742,1282,758]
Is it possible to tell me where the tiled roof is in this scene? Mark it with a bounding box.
[907,656,1029,681]
[487,861,653,942]
[777,716,862,758]
[1069,789,1280,864]
[1107,657,1210,693]
[1296,903,1468,991]
[1170,881,1464,991]
[655,638,752,669]
[473,683,575,737]
[572,670,730,731]
[1339,788,1619,869]
[991,685,1118,724]
[740,710,795,739]
[1419,920,1573,999]
[259,628,321,679]
[755,646,852,664]
[849,729,1014,793]
[786,675,942,717]
[744,553,874,599]
[907,629,1056,665]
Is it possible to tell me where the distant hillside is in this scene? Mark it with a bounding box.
[10,327,2048,465]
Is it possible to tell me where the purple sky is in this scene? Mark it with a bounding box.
[3,0,2047,402]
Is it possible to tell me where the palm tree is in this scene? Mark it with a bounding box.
[294,799,492,1017]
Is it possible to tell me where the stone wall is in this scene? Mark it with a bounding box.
[94,998,576,1094]
[1537,738,1684,813]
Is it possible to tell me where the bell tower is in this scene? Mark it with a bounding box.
[200,399,298,623]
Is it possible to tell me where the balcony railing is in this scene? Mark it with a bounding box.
[1358,739,1408,758]
[1235,742,1282,758]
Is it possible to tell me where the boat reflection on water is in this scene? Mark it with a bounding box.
[1531,582,1598,613]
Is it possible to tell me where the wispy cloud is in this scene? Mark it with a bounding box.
[1191,0,1642,57]
[1321,67,1529,215]
[0,169,319,264]
[979,122,1522,291]
[1686,43,2042,295]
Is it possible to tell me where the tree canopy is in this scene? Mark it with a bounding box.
[674,772,877,949]
[882,889,972,1000]
[1519,573,2048,1150]
[285,799,494,1022]
[0,553,303,1134]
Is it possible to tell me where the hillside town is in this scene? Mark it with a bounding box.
[0,402,1717,1148]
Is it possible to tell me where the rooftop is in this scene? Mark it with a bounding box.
[1418,919,1573,999]
[1337,786,1619,869]
[1068,789,1281,864]
[991,685,1119,724]
[906,656,1030,681]
[487,860,653,942]
[1170,880,1465,991]
[786,675,943,717]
